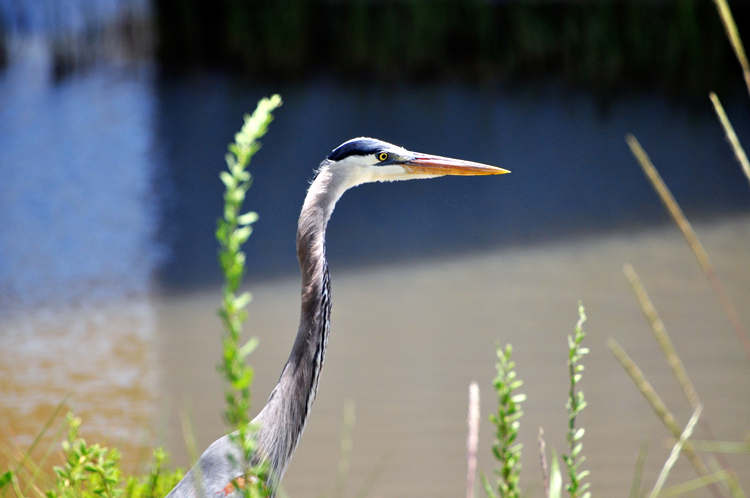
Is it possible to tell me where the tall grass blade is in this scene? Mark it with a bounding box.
[21,413,68,497]
[711,0,750,98]
[628,440,648,498]
[623,264,701,408]
[666,440,750,454]
[179,408,204,498]
[625,263,745,488]
[352,450,392,498]
[649,404,703,498]
[625,134,750,364]
[14,396,69,476]
[660,470,746,498]
[0,398,68,498]
[548,449,562,498]
[466,382,480,498]
[709,92,750,186]
[607,339,717,490]
[333,399,356,498]
[10,472,23,498]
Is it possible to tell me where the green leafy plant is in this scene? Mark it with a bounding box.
[46,413,122,498]
[482,343,526,498]
[483,306,593,498]
[123,447,184,498]
[562,303,590,498]
[215,94,282,497]
[34,413,182,498]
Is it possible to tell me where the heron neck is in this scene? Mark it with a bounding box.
[253,164,347,482]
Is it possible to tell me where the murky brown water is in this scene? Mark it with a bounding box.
[2,216,750,496]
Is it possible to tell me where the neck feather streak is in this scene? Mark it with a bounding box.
[253,164,344,484]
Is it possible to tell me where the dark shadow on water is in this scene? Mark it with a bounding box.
[152,74,750,293]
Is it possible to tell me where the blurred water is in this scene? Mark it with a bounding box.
[1,36,749,496]
[156,218,750,496]
[0,0,149,34]
[0,39,160,467]
[0,39,159,309]
[154,76,750,292]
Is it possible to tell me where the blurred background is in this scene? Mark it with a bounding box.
[1,0,749,496]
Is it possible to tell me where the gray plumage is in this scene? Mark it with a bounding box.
[165,138,508,498]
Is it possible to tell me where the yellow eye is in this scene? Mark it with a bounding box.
[378,152,388,162]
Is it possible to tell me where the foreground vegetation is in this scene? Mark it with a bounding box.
[2,0,749,496]
[478,1,750,496]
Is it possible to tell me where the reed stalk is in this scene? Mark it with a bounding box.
[607,339,715,485]
[538,428,549,498]
[628,440,649,498]
[625,134,750,363]
[623,265,700,408]
[712,0,750,98]
[333,400,356,498]
[648,404,703,498]
[709,92,750,187]
[661,470,744,498]
[466,382,480,498]
[623,264,740,492]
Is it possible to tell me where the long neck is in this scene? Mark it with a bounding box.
[253,164,349,485]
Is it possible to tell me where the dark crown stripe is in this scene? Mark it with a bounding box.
[327,138,388,161]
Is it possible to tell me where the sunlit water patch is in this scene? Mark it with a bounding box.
[0,40,161,469]
[0,299,158,468]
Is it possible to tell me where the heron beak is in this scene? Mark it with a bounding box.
[402,154,510,176]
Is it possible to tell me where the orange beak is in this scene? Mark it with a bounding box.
[402,153,510,176]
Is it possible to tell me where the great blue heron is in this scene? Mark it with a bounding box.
[166,137,509,498]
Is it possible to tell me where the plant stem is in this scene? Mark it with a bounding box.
[215,94,282,497]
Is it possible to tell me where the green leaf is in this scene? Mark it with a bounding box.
[233,292,253,310]
[0,470,12,489]
[572,443,583,458]
[480,472,498,498]
[232,369,253,391]
[237,211,259,226]
[509,443,524,453]
[509,380,523,390]
[511,393,527,403]
[233,226,252,245]
[220,171,236,189]
[239,337,260,357]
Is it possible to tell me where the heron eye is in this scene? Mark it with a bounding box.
[377,152,388,162]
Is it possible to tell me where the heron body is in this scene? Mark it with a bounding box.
[166,138,508,498]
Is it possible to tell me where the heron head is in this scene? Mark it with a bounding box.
[325,137,509,185]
